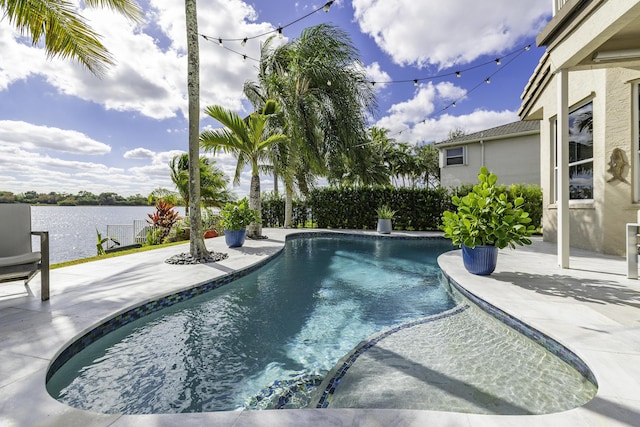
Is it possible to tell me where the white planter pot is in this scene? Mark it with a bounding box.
[377,218,392,234]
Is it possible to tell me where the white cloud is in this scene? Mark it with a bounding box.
[376,82,454,132]
[0,0,275,120]
[124,148,156,159]
[374,81,518,143]
[0,120,111,154]
[399,109,519,144]
[352,0,549,68]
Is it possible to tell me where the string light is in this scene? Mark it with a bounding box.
[201,1,335,47]
[389,46,532,139]
[218,38,223,47]
[278,27,283,39]
[367,45,530,86]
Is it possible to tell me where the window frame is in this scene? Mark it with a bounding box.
[554,100,594,202]
[445,146,465,166]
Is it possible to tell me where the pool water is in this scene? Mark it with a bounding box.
[47,237,457,413]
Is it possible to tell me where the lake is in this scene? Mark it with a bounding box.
[31,206,186,264]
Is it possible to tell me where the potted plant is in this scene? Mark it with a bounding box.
[219,197,261,248]
[202,208,222,239]
[376,205,396,234]
[440,166,535,275]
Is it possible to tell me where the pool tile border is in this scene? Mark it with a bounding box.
[440,268,598,387]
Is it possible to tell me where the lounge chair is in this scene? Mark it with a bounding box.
[0,204,50,301]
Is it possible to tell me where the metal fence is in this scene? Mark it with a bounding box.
[105,220,154,249]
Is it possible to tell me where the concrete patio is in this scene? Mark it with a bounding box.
[0,229,639,426]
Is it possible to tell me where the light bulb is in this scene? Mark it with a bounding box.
[525,45,531,51]
[323,1,333,12]
[413,79,418,87]
[452,101,456,107]
[241,38,247,47]
[218,38,223,47]
[278,28,283,39]
[485,77,491,84]
[495,58,501,65]
[456,71,461,78]
[243,55,247,62]
[327,80,332,86]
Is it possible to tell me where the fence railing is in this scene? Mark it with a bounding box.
[105,220,154,250]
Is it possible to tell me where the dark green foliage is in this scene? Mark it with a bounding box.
[261,184,542,232]
[261,192,310,228]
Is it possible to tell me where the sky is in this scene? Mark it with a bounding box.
[0,0,551,198]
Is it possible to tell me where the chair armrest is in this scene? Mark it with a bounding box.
[30,231,50,300]
[31,231,49,267]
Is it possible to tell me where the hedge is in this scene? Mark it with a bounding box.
[261,185,542,231]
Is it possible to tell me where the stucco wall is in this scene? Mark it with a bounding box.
[440,134,540,188]
[531,68,640,256]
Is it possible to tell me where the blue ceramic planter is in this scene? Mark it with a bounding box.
[224,229,246,248]
[462,244,498,275]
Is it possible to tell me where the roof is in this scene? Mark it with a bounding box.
[434,120,540,147]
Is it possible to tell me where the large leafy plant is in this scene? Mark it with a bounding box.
[440,166,535,249]
[220,197,261,231]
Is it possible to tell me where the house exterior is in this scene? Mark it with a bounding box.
[519,0,640,262]
[435,121,540,188]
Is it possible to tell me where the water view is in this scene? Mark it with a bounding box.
[31,206,185,264]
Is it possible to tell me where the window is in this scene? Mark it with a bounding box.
[445,147,464,166]
[554,101,593,200]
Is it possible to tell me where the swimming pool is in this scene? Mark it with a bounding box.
[46,234,596,415]
[47,236,456,413]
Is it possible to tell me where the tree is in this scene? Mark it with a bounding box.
[148,188,180,206]
[170,153,234,214]
[413,143,440,188]
[200,101,288,238]
[448,127,467,140]
[1,0,141,76]
[245,24,377,224]
[184,0,209,260]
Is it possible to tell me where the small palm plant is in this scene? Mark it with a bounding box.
[376,205,396,220]
[96,228,119,256]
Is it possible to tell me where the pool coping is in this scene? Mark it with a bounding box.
[1,229,640,426]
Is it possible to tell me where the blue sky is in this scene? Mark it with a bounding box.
[0,0,550,197]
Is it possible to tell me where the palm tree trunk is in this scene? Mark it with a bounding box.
[247,173,262,238]
[284,184,293,228]
[273,170,279,197]
[185,0,208,258]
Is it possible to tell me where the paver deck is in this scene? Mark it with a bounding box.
[1,229,639,426]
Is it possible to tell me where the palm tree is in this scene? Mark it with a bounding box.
[184,0,209,259]
[170,153,234,213]
[245,24,377,223]
[2,0,141,75]
[200,101,288,238]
